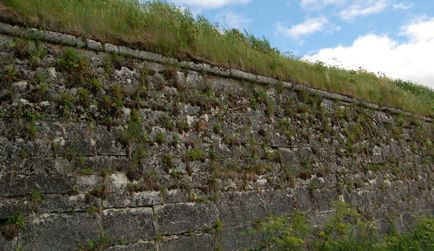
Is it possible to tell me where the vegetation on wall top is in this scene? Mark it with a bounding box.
[0,0,433,116]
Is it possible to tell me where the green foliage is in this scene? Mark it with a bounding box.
[88,78,103,93]
[4,64,18,83]
[58,91,76,118]
[119,110,148,146]
[7,212,25,229]
[30,190,43,203]
[23,110,42,140]
[162,153,175,170]
[58,48,88,74]
[78,232,111,251]
[155,131,165,145]
[215,219,223,233]
[250,213,310,251]
[248,201,434,251]
[86,204,98,214]
[186,148,204,161]
[119,110,149,169]
[77,87,91,107]
[314,202,379,251]
[380,217,434,251]
[79,166,94,176]
[3,0,433,115]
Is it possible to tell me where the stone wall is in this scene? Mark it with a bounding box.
[0,23,433,251]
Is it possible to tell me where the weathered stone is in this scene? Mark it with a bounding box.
[19,213,101,251]
[216,191,267,226]
[230,68,257,82]
[0,175,74,197]
[159,234,214,251]
[106,242,157,251]
[102,208,156,243]
[12,81,27,91]
[156,202,218,235]
[86,39,103,51]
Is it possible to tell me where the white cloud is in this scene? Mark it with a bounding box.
[393,2,414,10]
[275,17,330,39]
[171,0,250,9]
[216,12,251,29]
[339,0,390,20]
[400,17,434,42]
[300,0,344,10]
[303,18,434,88]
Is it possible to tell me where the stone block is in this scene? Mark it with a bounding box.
[102,208,156,243]
[20,213,101,251]
[0,175,74,197]
[216,191,267,226]
[156,202,218,235]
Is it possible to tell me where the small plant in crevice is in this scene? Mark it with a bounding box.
[79,166,94,176]
[12,38,31,59]
[13,105,43,140]
[78,231,111,251]
[77,87,92,108]
[103,53,127,73]
[4,64,18,83]
[86,204,99,215]
[30,190,43,204]
[0,211,26,240]
[87,78,103,93]
[58,48,90,85]
[154,131,166,145]
[162,115,174,130]
[255,88,275,118]
[307,179,318,195]
[176,118,189,133]
[186,148,205,162]
[209,147,218,160]
[162,153,176,171]
[213,122,222,134]
[57,91,76,118]
[119,110,149,157]
[88,185,108,200]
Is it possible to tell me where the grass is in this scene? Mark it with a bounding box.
[1,0,433,116]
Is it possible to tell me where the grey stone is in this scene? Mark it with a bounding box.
[156,202,218,235]
[19,213,101,251]
[220,225,260,251]
[230,68,257,82]
[106,242,157,251]
[102,208,156,243]
[256,75,279,85]
[12,81,27,91]
[180,61,204,72]
[159,235,214,251]
[216,191,267,226]
[0,175,74,197]
[41,30,78,47]
[104,43,120,54]
[203,64,230,77]
[86,39,103,51]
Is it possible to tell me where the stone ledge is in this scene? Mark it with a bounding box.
[0,21,431,122]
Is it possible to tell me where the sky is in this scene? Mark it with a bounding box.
[162,0,434,89]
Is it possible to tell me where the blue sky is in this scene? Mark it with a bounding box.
[166,0,434,88]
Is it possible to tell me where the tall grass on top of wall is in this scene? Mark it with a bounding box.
[1,0,433,116]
